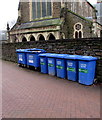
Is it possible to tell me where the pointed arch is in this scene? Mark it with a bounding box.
[75,31,78,38]
[79,31,82,38]
[22,36,27,42]
[29,35,35,41]
[47,33,56,40]
[38,34,45,41]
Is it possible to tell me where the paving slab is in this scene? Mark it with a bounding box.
[1,60,100,118]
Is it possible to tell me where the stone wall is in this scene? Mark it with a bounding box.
[52,2,61,18]
[1,37,102,83]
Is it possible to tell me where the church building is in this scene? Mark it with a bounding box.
[8,0,102,43]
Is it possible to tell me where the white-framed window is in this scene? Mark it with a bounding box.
[74,22,83,38]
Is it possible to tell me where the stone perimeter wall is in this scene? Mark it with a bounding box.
[1,37,102,82]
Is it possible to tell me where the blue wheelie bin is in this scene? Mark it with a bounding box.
[46,53,58,76]
[39,53,51,74]
[64,55,80,81]
[78,56,98,85]
[26,48,46,68]
[55,54,68,79]
[16,49,28,66]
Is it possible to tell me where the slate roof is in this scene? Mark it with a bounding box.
[12,18,62,30]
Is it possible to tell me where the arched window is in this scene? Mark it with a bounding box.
[30,35,35,41]
[48,33,56,40]
[79,31,82,38]
[75,31,78,38]
[22,37,27,42]
[38,34,45,41]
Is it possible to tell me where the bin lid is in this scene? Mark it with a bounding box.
[64,55,81,60]
[39,53,52,57]
[16,48,37,52]
[78,56,98,61]
[26,48,46,53]
[45,53,60,58]
[25,50,45,53]
[45,53,68,58]
[16,49,28,53]
[24,48,46,53]
[16,48,46,53]
[53,54,68,58]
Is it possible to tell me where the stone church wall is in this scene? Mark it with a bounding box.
[18,2,30,23]
[61,10,95,39]
[52,2,61,18]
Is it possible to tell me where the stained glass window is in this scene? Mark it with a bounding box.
[42,1,47,17]
[32,2,36,19]
[37,2,41,18]
[32,0,52,19]
[47,1,52,16]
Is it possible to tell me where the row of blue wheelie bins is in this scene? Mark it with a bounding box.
[16,48,98,85]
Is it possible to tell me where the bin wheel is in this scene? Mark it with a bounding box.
[94,79,98,85]
[35,67,37,70]
[27,65,30,68]
[18,64,21,67]
[23,65,26,68]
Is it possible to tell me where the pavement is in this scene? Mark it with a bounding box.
[1,60,100,118]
